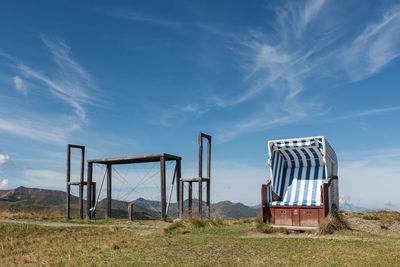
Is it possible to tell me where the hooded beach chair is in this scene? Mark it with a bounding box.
[261,136,338,227]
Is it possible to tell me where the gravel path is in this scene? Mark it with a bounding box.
[0,218,156,228]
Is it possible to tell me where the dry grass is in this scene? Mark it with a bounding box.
[0,211,62,220]
[1,213,400,266]
[163,217,224,234]
[317,211,351,234]
[255,217,290,234]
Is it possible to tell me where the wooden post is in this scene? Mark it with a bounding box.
[188,182,192,217]
[160,156,166,220]
[86,162,93,219]
[79,147,85,219]
[176,159,183,219]
[198,133,203,218]
[206,135,211,218]
[91,182,96,219]
[66,145,71,219]
[128,203,133,221]
[107,164,112,218]
[179,180,184,219]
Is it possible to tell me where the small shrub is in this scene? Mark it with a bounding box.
[163,217,224,234]
[209,216,224,226]
[188,217,207,228]
[256,218,274,234]
[255,217,290,234]
[318,210,351,235]
[362,214,380,220]
[111,243,120,250]
[163,220,185,234]
[256,217,291,235]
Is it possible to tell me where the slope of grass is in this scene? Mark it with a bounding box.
[1,216,400,266]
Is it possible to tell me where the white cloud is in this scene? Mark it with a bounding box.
[0,153,10,165]
[0,179,8,189]
[12,76,28,95]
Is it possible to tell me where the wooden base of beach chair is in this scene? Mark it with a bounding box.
[266,206,324,227]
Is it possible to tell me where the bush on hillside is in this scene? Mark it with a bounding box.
[318,208,351,234]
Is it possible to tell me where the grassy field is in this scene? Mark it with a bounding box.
[1,212,400,266]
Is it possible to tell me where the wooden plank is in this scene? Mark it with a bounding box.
[198,133,203,218]
[91,182,96,219]
[68,181,88,185]
[107,164,112,218]
[261,184,269,223]
[300,208,319,227]
[160,156,166,220]
[188,182,192,217]
[66,145,71,219]
[274,208,292,225]
[176,159,183,219]
[180,177,209,182]
[79,146,85,220]
[206,135,211,218]
[69,144,85,149]
[86,162,93,219]
[88,153,181,165]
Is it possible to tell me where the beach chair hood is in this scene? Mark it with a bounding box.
[266,136,338,209]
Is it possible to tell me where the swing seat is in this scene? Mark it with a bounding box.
[261,137,339,227]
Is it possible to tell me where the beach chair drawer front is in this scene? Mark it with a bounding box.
[299,208,320,227]
[274,208,292,225]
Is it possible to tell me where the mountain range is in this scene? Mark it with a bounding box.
[0,186,260,219]
[1,186,383,219]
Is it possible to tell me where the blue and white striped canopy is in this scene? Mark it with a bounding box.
[267,137,327,206]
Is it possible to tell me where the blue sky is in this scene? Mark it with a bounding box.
[1,0,400,210]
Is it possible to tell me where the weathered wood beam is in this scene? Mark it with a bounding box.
[79,146,85,219]
[188,182,192,217]
[86,162,93,219]
[107,164,112,218]
[66,145,71,219]
[160,156,166,220]
[206,135,211,218]
[198,133,203,218]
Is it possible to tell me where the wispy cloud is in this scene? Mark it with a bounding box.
[215,1,400,142]
[18,37,96,121]
[342,5,400,81]
[338,106,400,120]
[107,9,180,29]
[0,115,79,145]
[0,36,99,145]
[147,103,209,127]
[0,153,10,165]
[12,76,28,95]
